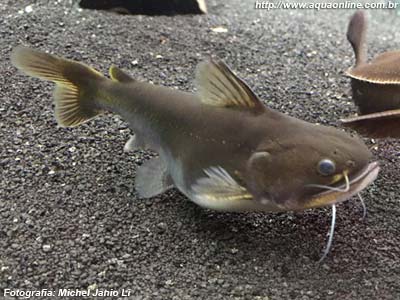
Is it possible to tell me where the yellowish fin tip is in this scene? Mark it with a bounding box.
[11,46,105,127]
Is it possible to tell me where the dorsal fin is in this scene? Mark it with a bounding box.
[109,65,135,83]
[195,60,265,111]
[347,10,368,67]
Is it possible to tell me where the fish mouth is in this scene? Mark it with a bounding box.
[303,161,380,209]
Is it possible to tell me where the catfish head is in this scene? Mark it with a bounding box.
[244,117,379,211]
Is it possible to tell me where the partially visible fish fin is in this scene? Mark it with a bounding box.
[109,65,135,83]
[347,10,368,67]
[195,60,264,111]
[192,166,253,202]
[11,46,105,127]
[135,157,173,198]
[341,109,400,138]
[124,135,137,152]
[124,134,147,152]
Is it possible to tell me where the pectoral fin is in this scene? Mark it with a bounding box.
[135,157,173,198]
[191,167,253,202]
[340,109,400,138]
[195,60,265,111]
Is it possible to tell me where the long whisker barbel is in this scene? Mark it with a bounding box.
[305,172,350,193]
[357,193,367,220]
[319,204,337,262]
[318,192,365,262]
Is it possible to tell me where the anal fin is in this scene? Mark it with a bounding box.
[135,157,173,198]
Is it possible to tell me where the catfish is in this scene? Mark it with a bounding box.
[11,46,379,212]
[342,10,400,138]
[11,46,380,259]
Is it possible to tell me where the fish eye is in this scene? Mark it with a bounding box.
[317,159,336,176]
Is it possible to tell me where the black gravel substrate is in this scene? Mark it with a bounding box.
[1,1,400,299]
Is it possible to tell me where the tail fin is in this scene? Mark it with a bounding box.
[347,10,368,67]
[11,46,106,127]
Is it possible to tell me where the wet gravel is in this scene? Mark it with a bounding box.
[1,0,400,299]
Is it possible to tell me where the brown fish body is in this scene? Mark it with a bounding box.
[350,78,400,114]
[342,10,400,137]
[11,46,379,212]
[104,80,374,209]
[102,81,260,192]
